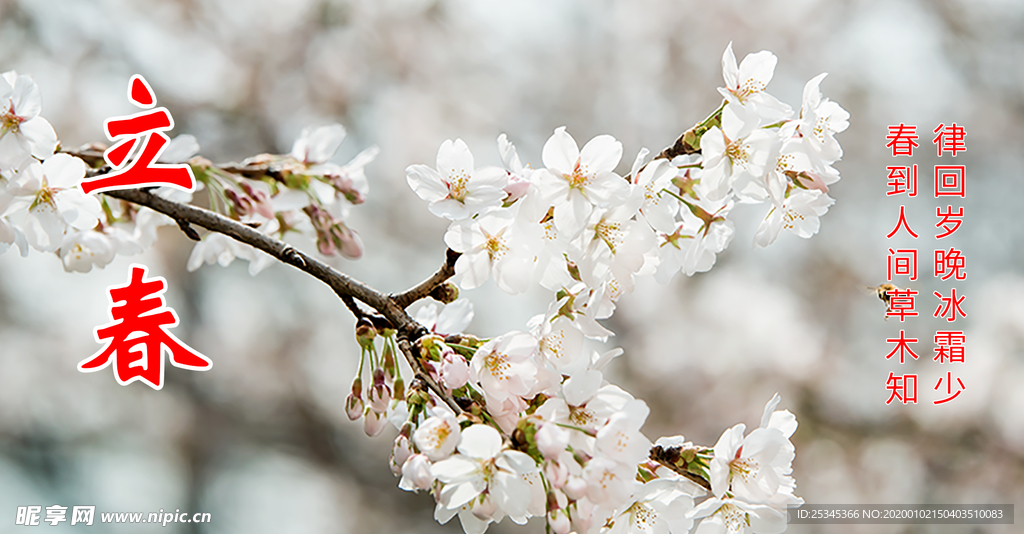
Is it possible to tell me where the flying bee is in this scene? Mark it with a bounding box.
[868,283,900,318]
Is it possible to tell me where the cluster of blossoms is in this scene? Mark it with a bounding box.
[1,43,846,534]
[0,69,377,273]
[332,43,848,534]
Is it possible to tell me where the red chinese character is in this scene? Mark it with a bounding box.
[933,165,966,198]
[934,247,966,281]
[932,123,966,157]
[886,287,918,322]
[887,248,918,281]
[935,206,964,239]
[934,331,965,363]
[886,372,918,405]
[886,205,919,239]
[885,330,919,364]
[933,372,965,404]
[886,124,919,157]
[78,264,211,389]
[886,165,918,197]
[933,289,967,322]
[80,75,196,195]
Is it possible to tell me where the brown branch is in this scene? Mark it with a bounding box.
[651,457,712,492]
[99,185,466,425]
[104,188,423,330]
[392,247,461,308]
[397,338,463,416]
[649,444,713,492]
[72,128,693,446]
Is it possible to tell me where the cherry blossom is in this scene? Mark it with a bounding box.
[688,497,787,534]
[4,154,101,252]
[2,45,847,534]
[469,331,539,406]
[718,43,792,124]
[444,207,541,294]
[603,478,698,534]
[413,406,461,461]
[753,186,834,248]
[539,127,630,235]
[796,73,850,164]
[699,104,776,202]
[407,139,508,220]
[432,425,539,523]
[0,71,57,172]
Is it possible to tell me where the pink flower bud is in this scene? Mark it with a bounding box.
[345,391,364,421]
[503,174,531,204]
[363,408,388,437]
[545,459,569,489]
[369,370,392,413]
[563,476,587,501]
[239,181,275,219]
[400,454,434,491]
[440,352,469,390]
[536,422,569,460]
[390,435,412,476]
[317,235,336,256]
[333,224,363,260]
[471,494,496,520]
[549,511,571,534]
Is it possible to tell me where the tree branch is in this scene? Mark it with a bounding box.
[392,247,461,308]
[100,186,466,427]
[649,443,713,492]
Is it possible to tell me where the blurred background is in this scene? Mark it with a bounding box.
[1,0,1022,532]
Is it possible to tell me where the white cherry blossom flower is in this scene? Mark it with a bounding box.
[0,71,57,172]
[407,139,508,220]
[4,154,101,252]
[432,425,539,520]
[415,298,474,336]
[634,158,679,233]
[603,478,697,534]
[187,233,255,271]
[469,331,538,405]
[291,124,347,165]
[673,196,735,276]
[709,422,786,502]
[796,73,849,164]
[699,104,776,202]
[581,456,638,508]
[580,199,655,279]
[159,134,200,164]
[58,226,140,273]
[413,406,461,461]
[399,454,435,491]
[595,399,652,466]
[537,378,634,454]
[689,497,787,534]
[529,314,585,371]
[539,127,630,235]
[653,220,699,284]
[445,207,540,294]
[752,187,834,248]
[718,43,792,124]
[704,396,804,513]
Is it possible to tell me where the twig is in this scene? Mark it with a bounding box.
[398,338,462,416]
[392,248,461,308]
[76,134,705,459]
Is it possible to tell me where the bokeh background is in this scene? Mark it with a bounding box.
[1,0,1022,532]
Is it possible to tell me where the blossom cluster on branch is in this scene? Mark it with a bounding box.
[0,43,848,534]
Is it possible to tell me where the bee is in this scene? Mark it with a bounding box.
[868,283,900,318]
